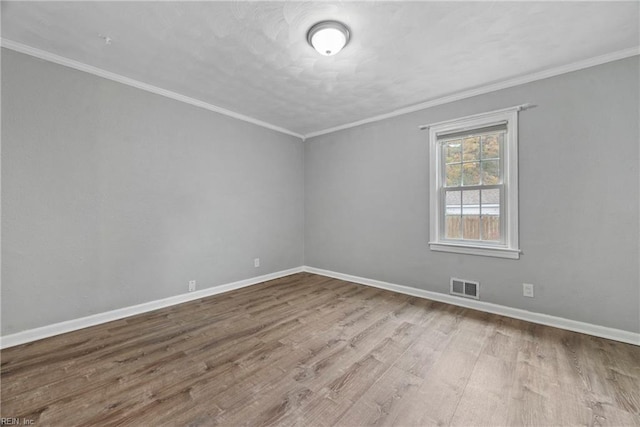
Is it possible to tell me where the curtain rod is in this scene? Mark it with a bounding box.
[418,103,536,130]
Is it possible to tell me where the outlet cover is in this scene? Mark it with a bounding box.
[254,258,260,268]
[189,280,196,292]
[523,283,534,298]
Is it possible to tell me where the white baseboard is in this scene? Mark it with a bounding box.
[0,267,304,349]
[303,266,640,346]
[3,265,637,349]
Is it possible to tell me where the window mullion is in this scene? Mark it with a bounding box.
[479,188,483,241]
[451,184,501,191]
[500,133,506,245]
[458,189,463,239]
[440,144,448,240]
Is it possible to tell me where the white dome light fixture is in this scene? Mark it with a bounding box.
[307,20,350,56]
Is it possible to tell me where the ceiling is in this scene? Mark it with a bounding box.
[2,1,639,138]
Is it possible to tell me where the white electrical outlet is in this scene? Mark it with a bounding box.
[189,280,196,292]
[523,283,534,298]
[254,258,260,268]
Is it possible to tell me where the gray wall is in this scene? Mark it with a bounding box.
[3,48,639,337]
[305,57,640,333]
[1,49,304,335]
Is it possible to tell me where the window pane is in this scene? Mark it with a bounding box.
[446,190,462,207]
[481,160,500,185]
[462,162,480,186]
[481,187,500,204]
[446,164,462,187]
[445,190,461,239]
[462,190,480,240]
[481,189,501,241]
[444,140,462,163]
[463,136,480,161]
[481,134,501,160]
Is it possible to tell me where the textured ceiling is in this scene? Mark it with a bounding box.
[2,1,639,137]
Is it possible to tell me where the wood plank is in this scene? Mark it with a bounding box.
[2,272,639,426]
[336,366,423,426]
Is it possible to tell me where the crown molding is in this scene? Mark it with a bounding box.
[2,38,637,142]
[0,39,305,140]
[304,46,640,140]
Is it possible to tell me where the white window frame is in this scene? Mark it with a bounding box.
[427,106,521,259]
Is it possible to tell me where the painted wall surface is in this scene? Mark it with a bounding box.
[305,57,640,333]
[1,49,304,335]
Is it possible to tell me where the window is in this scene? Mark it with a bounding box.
[427,106,522,259]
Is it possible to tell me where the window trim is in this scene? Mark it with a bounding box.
[427,106,521,259]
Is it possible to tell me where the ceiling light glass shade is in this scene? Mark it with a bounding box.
[307,21,350,56]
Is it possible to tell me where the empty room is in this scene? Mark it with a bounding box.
[1,1,639,426]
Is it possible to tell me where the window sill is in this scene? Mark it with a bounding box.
[428,242,520,259]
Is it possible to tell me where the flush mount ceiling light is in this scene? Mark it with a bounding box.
[307,20,350,56]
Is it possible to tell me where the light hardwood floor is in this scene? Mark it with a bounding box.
[1,272,639,426]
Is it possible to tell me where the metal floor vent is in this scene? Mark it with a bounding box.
[450,278,480,299]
